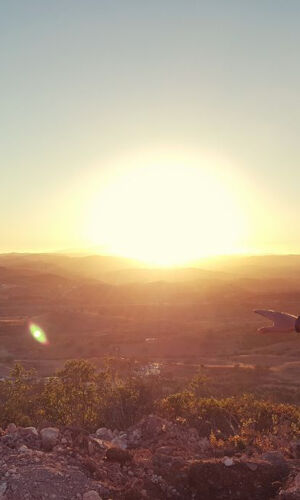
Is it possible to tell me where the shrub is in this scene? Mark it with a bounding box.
[0,358,299,451]
[40,360,100,429]
[157,391,300,441]
[0,363,39,427]
[0,360,161,430]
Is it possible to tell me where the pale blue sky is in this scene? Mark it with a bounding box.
[1,1,300,255]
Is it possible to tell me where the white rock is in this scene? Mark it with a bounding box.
[82,491,102,500]
[223,457,234,467]
[40,427,60,451]
[24,426,39,437]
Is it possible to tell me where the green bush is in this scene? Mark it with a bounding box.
[157,392,300,440]
[40,359,100,429]
[0,358,299,449]
[0,363,40,427]
[0,360,161,430]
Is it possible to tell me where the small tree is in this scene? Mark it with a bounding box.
[0,363,38,427]
[41,359,100,429]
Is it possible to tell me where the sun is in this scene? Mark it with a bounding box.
[85,154,246,266]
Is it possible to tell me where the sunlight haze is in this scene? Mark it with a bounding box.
[1,1,300,262]
[84,150,249,265]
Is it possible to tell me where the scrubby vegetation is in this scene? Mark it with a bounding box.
[158,391,300,451]
[0,359,162,431]
[1,358,300,455]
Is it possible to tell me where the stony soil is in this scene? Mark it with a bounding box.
[0,416,299,499]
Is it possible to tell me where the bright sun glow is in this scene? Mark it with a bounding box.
[86,154,246,266]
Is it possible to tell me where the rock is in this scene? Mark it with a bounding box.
[10,426,40,450]
[95,428,114,441]
[140,415,169,438]
[245,461,258,471]
[19,444,31,453]
[106,447,132,464]
[82,491,102,500]
[111,435,127,449]
[6,423,17,434]
[63,426,89,448]
[262,451,288,473]
[262,451,286,463]
[18,426,40,446]
[127,428,142,447]
[223,457,234,467]
[0,482,7,495]
[279,472,300,499]
[127,415,175,448]
[22,426,39,438]
[0,413,296,500]
[87,437,107,456]
[127,415,169,445]
[40,427,60,451]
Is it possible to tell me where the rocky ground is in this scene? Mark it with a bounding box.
[0,416,300,499]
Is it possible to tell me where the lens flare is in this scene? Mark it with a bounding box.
[29,323,48,345]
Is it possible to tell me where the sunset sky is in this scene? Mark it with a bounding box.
[1,1,300,264]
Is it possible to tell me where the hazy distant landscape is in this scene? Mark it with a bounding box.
[1,252,300,403]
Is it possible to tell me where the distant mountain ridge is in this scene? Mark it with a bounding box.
[1,252,300,286]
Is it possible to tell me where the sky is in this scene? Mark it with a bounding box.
[1,1,300,261]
